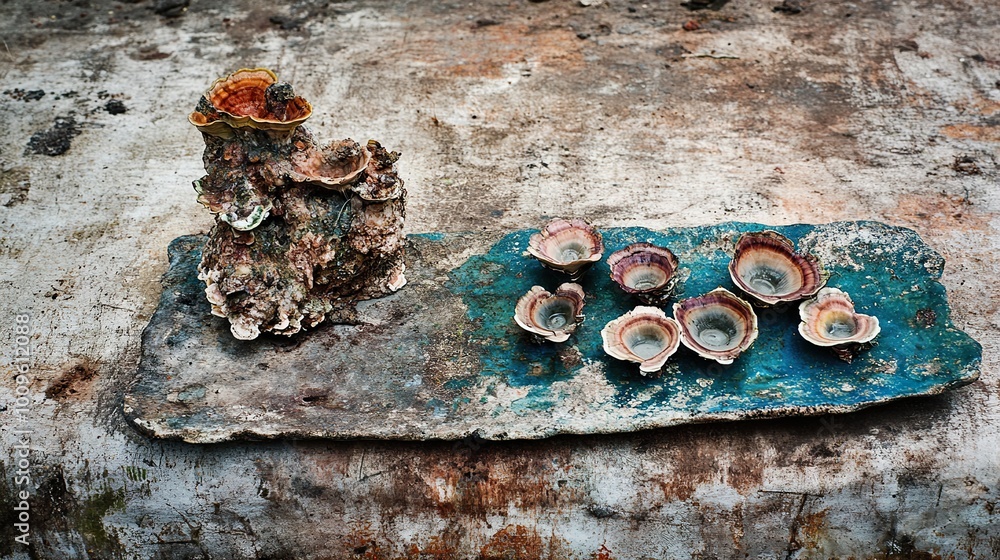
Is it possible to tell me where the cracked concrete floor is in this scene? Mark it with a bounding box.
[1,0,999,558]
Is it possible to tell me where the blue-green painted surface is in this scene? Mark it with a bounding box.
[445,222,981,419]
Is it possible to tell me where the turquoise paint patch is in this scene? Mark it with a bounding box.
[445,222,981,417]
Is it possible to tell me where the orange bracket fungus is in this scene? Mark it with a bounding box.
[189,68,406,340]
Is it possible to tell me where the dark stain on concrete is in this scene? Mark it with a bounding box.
[879,531,946,560]
[25,115,81,157]
[425,442,573,518]
[105,99,127,115]
[951,155,982,175]
[46,357,100,401]
[0,464,23,558]
[153,0,190,18]
[3,88,45,101]
[17,464,125,558]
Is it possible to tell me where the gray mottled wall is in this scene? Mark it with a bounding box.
[1,0,998,558]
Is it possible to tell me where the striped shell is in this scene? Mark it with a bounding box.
[673,288,758,365]
[608,243,680,304]
[513,283,586,343]
[601,306,681,374]
[729,231,828,306]
[290,139,371,189]
[798,287,880,362]
[526,219,604,281]
[189,68,312,138]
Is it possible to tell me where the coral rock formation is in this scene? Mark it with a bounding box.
[189,68,406,340]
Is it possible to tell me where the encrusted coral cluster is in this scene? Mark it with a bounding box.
[189,68,406,340]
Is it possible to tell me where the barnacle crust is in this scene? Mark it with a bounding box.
[190,69,406,340]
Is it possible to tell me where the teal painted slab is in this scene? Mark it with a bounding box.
[125,221,981,443]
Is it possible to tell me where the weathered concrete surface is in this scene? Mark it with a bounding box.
[1,0,998,558]
[126,223,981,443]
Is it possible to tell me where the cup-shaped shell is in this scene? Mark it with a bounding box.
[673,288,758,365]
[527,219,604,281]
[728,231,828,306]
[188,68,313,137]
[513,283,586,343]
[798,287,880,362]
[608,243,680,304]
[290,139,371,189]
[601,306,682,374]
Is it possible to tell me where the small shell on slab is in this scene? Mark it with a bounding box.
[728,230,828,306]
[601,306,682,374]
[513,283,586,343]
[798,287,881,363]
[527,219,604,281]
[386,264,407,292]
[608,243,680,304]
[673,287,759,365]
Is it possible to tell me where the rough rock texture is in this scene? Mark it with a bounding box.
[191,71,406,339]
[1,0,999,558]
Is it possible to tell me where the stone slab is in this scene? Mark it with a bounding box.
[124,221,981,443]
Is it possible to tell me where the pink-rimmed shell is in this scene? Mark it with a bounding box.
[729,231,828,306]
[798,287,880,362]
[608,243,680,304]
[289,139,371,189]
[526,219,604,281]
[673,287,758,365]
[601,306,682,374]
[513,283,586,343]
